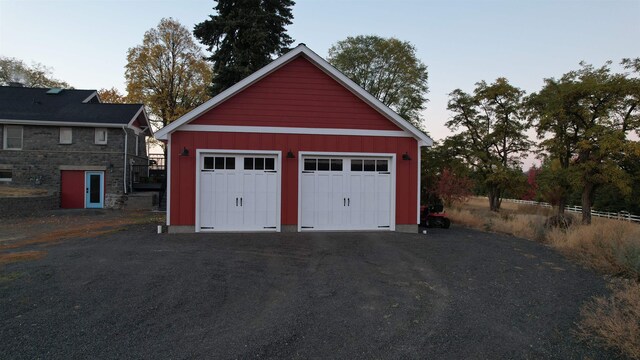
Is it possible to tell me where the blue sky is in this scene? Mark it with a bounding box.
[1,0,638,145]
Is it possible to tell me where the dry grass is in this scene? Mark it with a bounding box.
[0,250,46,265]
[547,221,640,278]
[450,197,640,278]
[0,185,48,197]
[449,197,640,358]
[577,281,640,359]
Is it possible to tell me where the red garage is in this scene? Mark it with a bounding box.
[155,44,432,233]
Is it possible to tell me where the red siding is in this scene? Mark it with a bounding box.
[60,170,84,208]
[191,57,401,131]
[169,131,418,227]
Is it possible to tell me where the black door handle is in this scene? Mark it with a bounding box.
[344,198,346,206]
[236,197,238,206]
[348,198,350,206]
[240,197,243,206]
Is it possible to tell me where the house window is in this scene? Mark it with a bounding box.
[3,125,23,150]
[95,128,107,145]
[0,166,11,182]
[59,127,72,144]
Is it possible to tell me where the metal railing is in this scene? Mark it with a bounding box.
[501,198,640,223]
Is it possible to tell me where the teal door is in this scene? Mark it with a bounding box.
[85,171,104,208]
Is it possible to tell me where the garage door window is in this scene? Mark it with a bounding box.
[304,158,343,171]
[203,156,235,170]
[351,159,388,172]
[244,157,275,170]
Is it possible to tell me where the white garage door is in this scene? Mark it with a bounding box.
[300,155,393,231]
[198,153,279,232]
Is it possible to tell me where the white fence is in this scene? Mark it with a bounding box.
[501,198,640,223]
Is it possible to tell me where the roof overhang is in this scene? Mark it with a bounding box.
[154,44,433,146]
[0,104,152,135]
[0,119,130,128]
[127,106,153,136]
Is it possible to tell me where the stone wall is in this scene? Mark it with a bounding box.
[0,124,148,209]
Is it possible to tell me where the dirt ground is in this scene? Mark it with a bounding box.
[0,209,162,266]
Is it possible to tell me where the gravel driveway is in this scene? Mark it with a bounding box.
[0,222,621,359]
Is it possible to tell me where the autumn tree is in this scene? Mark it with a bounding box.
[436,168,474,207]
[126,18,212,132]
[529,59,640,224]
[0,57,70,88]
[194,0,295,95]
[98,87,126,103]
[328,36,429,130]
[421,142,472,205]
[446,78,532,211]
[523,166,539,201]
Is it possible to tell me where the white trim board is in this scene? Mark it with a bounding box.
[154,44,433,147]
[0,119,138,129]
[179,125,412,138]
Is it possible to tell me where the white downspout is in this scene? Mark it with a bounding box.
[122,127,128,194]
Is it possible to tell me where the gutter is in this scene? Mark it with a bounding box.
[122,126,128,194]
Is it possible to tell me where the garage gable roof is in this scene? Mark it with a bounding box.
[155,44,433,146]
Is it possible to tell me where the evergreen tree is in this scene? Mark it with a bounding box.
[194,0,295,95]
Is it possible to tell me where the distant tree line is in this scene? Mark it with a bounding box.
[425,59,640,224]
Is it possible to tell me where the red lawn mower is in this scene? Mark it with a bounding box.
[420,201,451,229]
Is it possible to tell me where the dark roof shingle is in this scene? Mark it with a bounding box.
[0,86,144,125]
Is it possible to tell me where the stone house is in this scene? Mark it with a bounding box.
[0,85,151,209]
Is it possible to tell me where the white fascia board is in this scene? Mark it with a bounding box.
[0,119,126,128]
[154,47,306,140]
[82,91,99,103]
[177,124,412,138]
[154,44,434,146]
[299,47,433,146]
[127,106,153,136]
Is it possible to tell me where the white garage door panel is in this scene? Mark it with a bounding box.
[198,153,279,232]
[300,174,315,229]
[300,156,393,231]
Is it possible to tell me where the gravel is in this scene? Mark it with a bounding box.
[0,224,624,359]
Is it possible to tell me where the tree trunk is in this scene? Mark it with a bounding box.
[558,198,566,215]
[581,183,594,225]
[488,187,501,212]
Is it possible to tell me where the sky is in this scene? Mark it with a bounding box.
[1,0,639,161]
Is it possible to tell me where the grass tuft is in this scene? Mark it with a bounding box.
[577,281,640,359]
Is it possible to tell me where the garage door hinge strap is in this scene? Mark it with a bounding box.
[264,171,277,173]
[301,226,314,229]
[377,226,390,228]
[263,226,277,229]
[302,171,315,173]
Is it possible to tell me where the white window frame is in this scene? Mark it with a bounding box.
[59,127,72,144]
[0,165,12,182]
[94,128,108,145]
[3,125,23,150]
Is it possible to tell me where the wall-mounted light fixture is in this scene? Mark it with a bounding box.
[402,152,411,161]
[287,149,295,159]
[180,147,189,157]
